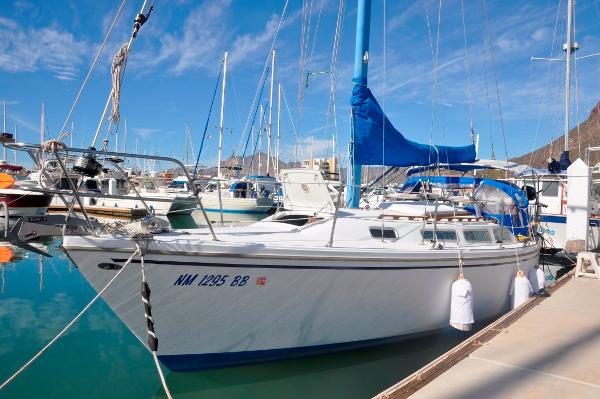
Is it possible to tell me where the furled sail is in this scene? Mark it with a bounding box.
[351,85,476,166]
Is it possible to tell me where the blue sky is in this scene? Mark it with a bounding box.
[2,0,600,169]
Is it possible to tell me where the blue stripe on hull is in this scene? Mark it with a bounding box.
[158,330,439,372]
[540,214,600,227]
[540,215,566,224]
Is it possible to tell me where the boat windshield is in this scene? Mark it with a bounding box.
[168,181,187,189]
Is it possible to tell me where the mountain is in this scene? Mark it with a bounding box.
[195,152,302,177]
[511,101,600,168]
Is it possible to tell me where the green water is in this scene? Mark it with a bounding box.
[0,234,482,399]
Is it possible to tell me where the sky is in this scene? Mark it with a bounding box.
[2,0,600,170]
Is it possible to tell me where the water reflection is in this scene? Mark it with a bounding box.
[168,209,265,229]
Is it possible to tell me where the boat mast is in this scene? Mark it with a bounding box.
[13,125,17,164]
[267,50,275,176]
[347,0,371,208]
[217,52,228,180]
[185,123,189,166]
[3,99,6,161]
[276,82,282,176]
[561,0,577,168]
[39,102,45,165]
[258,104,263,175]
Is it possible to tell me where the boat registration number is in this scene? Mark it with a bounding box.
[173,273,261,287]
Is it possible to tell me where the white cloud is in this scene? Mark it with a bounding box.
[134,128,161,138]
[229,12,292,68]
[0,19,88,80]
[140,0,232,75]
[0,17,17,29]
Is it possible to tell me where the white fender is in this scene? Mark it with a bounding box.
[527,266,545,294]
[511,270,532,309]
[450,275,474,331]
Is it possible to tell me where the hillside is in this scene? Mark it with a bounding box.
[511,101,600,168]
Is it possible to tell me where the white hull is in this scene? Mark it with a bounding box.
[51,194,197,216]
[64,230,538,371]
[200,195,274,214]
[97,195,197,216]
[538,217,600,251]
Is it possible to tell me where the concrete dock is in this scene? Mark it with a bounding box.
[375,274,600,399]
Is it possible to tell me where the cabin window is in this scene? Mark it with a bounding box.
[422,229,457,241]
[493,227,514,242]
[463,230,492,243]
[370,226,398,239]
[84,180,99,191]
[542,181,559,197]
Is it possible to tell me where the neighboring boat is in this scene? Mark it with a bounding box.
[513,169,600,253]
[0,162,53,217]
[97,176,197,216]
[199,176,276,215]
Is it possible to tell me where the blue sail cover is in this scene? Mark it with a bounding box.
[352,85,477,166]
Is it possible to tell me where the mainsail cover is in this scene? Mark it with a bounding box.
[351,85,476,166]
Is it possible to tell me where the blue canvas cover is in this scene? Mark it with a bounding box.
[351,85,476,166]
[400,176,530,236]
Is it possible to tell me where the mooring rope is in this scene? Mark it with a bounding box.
[0,247,141,391]
[138,242,173,399]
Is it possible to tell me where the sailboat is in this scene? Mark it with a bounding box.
[198,52,275,216]
[59,0,539,371]
[518,0,600,254]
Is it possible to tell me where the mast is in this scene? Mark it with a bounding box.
[276,82,282,176]
[40,102,45,145]
[124,118,127,152]
[13,125,17,164]
[217,52,228,179]
[347,0,371,208]
[258,104,263,175]
[39,102,45,165]
[561,0,577,168]
[267,50,275,176]
[3,99,6,161]
[185,123,189,166]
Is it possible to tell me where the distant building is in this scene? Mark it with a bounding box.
[302,157,338,180]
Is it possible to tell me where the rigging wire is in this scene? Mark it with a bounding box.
[281,85,300,162]
[57,0,128,141]
[482,0,510,170]
[527,0,563,167]
[234,0,289,167]
[423,0,444,167]
[298,0,315,108]
[192,58,224,180]
[325,0,346,176]
[307,0,326,74]
[460,0,474,130]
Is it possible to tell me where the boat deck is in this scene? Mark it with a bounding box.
[374,274,600,399]
[48,205,148,217]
